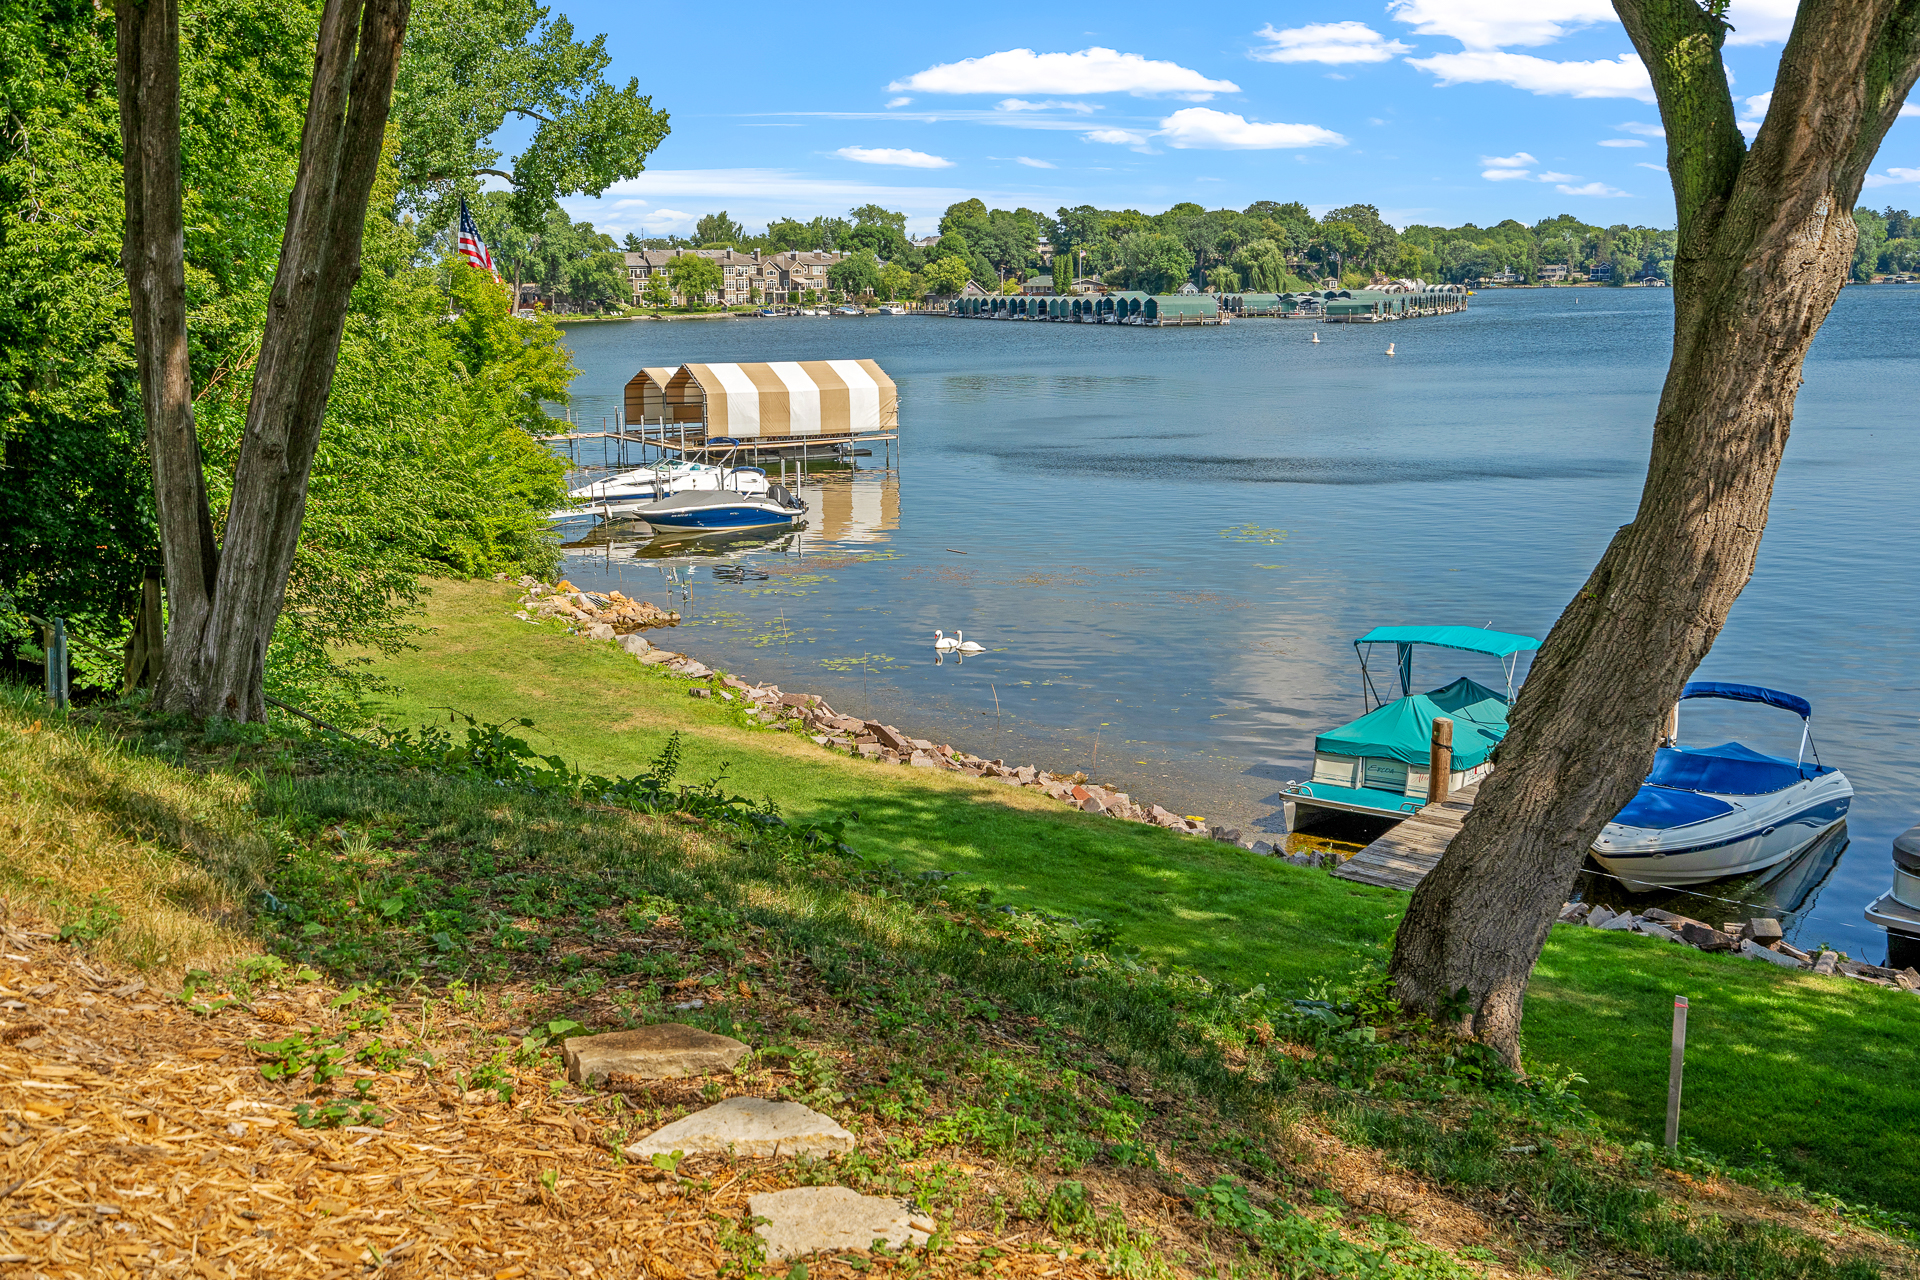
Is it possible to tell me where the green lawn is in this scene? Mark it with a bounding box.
[365,579,1920,1212]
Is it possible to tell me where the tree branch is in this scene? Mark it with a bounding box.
[509,106,555,125]
[1612,0,1745,245]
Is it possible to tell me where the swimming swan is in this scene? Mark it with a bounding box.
[934,629,959,650]
[955,631,985,653]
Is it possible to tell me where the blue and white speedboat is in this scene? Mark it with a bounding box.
[1590,682,1851,890]
[632,482,806,533]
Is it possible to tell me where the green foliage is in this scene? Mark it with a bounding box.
[392,0,669,231]
[829,253,882,297]
[1,0,575,710]
[1189,1177,1478,1280]
[668,253,723,305]
[923,256,972,297]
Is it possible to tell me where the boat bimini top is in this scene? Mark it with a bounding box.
[1614,682,1829,829]
[1352,625,1541,712]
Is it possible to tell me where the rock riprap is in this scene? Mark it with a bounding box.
[561,1024,748,1087]
[749,1187,934,1261]
[623,1097,855,1160]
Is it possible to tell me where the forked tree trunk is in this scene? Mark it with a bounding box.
[1390,0,1920,1065]
[116,0,411,720]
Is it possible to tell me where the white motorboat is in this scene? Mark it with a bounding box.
[627,437,807,534]
[1864,823,1920,961]
[1589,682,1851,890]
[548,461,770,529]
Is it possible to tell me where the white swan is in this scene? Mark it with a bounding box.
[955,630,985,653]
[933,629,959,651]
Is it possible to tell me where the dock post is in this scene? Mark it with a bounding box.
[1665,996,1689,1148]
[1426,717,1453,805]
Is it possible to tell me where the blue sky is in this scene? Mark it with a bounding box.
[533,0,1920,239]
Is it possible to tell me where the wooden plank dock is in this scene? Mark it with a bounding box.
[1330,781,1479,891]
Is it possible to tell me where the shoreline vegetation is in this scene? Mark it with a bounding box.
[2,590,1916,1274]
[355,578,1919,1214]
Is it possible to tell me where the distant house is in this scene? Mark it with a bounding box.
[1069,277,1106,295]
[1018,278,1056,295]
[624,248,844,306]
[1588,261,1613,282]
[958,280,990,298]
[1538,263,1571,282]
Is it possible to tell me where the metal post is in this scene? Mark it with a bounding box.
[48,617,69,710]
[1665,995,1689,1148]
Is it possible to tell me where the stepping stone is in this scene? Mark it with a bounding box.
[623,1097,854,1160]
[562,1024,748,1087]
[749,1187,934,1261]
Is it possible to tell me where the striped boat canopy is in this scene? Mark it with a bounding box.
[623,360,898,439]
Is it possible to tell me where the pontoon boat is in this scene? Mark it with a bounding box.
[1281,625,1540,828]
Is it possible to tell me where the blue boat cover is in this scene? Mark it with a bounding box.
[1646,742,1807,796]
[1612,785,1737,830]
[1353,626,1541,658]
[1315,677,1511,768]
[1681,681,1812,718]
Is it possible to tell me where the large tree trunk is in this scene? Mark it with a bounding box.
[120,0,412,720]
[115,0,219,706]
[1389,0,1920,1066]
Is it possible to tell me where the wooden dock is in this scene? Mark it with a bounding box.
[1330,781,1479,891]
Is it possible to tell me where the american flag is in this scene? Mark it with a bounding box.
[457,198,501,283]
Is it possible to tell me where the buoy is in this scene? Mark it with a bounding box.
[1310,332,1320,343]
[1386,342,1396,357]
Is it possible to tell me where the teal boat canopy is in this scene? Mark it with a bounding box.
[1353,626,1540,658]
[1315,677,1513,769]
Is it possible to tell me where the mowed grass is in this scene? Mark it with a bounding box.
[365,579,1920,1212]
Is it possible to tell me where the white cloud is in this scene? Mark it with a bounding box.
[1864,166,1920,188]
[889,47,1239,100]
[1016,156,1057,168]
[1617,120,1665,136]
[1723,0,1799,46]
[1903,103,1920,117]
[1387,0,1617,50]
[1482,167,1532,180]
[885,97,912,108]
[1084,127,1152,146]
[1480,150,1537,166]
[996,98,1098,113]
[1156,107,1347,149]
[1556,180,1630,196]
[1598,138,1646,147]
[1252,21,1411,64]
[835,146,954,169]
[1635,161,1667,171]
[1537,170,1579,182]
[1408,50,1654,100]
[1741,91,1773,119]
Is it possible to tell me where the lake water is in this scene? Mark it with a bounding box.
[547,288,1920,962]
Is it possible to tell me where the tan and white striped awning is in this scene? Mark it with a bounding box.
[623,360,897,439]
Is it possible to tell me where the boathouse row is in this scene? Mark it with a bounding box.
[945,286,1467,325]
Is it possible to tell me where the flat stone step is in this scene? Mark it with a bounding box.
[562,1023,748,1087]
[750,1187,934,1261]
[623,1097,855,1160]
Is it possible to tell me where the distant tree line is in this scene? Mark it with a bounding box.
[578,200,1711,299]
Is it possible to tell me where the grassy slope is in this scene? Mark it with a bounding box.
[364,579,1920,1211]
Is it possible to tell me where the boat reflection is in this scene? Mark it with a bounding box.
[1576,820,1850,929]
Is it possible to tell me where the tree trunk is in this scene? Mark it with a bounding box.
[1389,0,1920,1066]
[122,0,412,720]
[115,0,219,706]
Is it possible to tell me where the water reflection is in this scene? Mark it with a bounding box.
[1575,822,1850,936]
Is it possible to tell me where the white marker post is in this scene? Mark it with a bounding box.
[1665,995,1689,1149]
